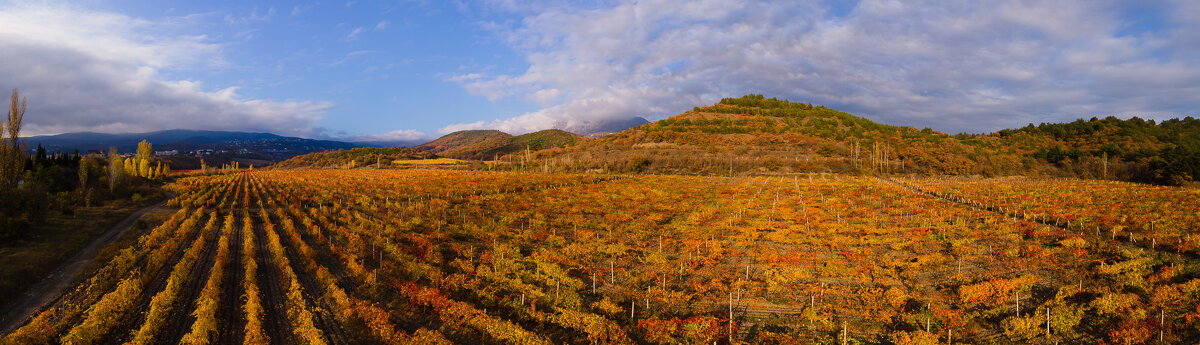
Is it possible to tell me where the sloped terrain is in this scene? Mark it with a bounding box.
[420,129,585,160]
[272,146,434,169]
[414,130,512,156]
[527,95,1200,185]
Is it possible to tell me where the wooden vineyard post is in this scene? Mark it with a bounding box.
[842,321,847,345]
[728,292,733,344]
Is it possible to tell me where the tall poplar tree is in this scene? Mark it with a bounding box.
[1,89,24,191]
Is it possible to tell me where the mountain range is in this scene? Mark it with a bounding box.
[23,129,361,157]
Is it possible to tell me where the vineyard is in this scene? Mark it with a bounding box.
[2,169,1198,344]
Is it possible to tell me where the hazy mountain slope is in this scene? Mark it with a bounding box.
[27,129,281,151]
[561,117,650,136]
[24,129,361,158]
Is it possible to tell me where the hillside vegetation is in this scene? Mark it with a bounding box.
[414,130,511,156]
[522,95,1199,185]
[418,129,585,160]
[994,116,1200,184]
[266,95,1197,185]
[272,146,434,169]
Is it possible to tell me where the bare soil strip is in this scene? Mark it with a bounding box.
[218,214,246,345]
[267,209,351,345]
[253,216,298,345]
[157,212,226,344]
[101,212,213,344]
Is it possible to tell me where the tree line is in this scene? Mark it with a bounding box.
[1,89,166,241]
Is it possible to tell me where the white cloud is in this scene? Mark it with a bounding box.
[451,0,1200,134]
[347,26,365,40]
[248,7,275,21]
[527,88,560,106]
[352,129,429,143]
[0,3,330,137]
[331,50,372,66]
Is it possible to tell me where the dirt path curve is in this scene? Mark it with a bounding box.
[0,194,175,334]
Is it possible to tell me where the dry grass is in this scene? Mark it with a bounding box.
[391,158,466,166]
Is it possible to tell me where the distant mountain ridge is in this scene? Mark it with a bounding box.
[24,129,363,160]
[27,129,279,150]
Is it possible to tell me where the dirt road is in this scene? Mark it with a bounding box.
[0,196,173,334]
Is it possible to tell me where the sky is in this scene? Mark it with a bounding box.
[1,0,1198,141]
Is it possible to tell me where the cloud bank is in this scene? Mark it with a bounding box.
[450,0,1200,134]
[0,4,330,137]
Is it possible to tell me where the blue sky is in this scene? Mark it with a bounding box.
[2,0,1198,141]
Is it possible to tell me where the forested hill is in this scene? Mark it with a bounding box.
[992,116,1200,185]
[414,130,511,156]
[531,94,1199,185]
[415,129,585,160]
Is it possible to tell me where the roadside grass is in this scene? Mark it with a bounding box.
[0,197,164,309]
